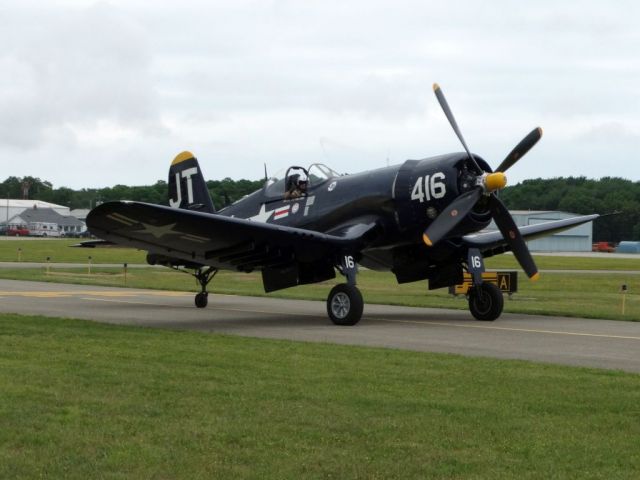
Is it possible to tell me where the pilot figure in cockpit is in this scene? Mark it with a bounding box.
[285,173,309,200]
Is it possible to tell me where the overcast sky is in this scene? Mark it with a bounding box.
[1,0,639,189]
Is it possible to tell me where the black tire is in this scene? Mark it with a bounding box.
[327,284,363,326]
[195,292,208,308]
[468,282,503,321]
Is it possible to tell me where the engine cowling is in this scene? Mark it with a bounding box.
[393,153,492,239]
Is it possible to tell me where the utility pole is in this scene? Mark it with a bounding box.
[21,180,31,199]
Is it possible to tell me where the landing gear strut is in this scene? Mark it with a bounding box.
[327,254,364,326]
[193,267,217,308]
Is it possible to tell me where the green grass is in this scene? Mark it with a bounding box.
[2,239,640,270]
[1,313,639,479]
[0,238,146,264]
[485,254,640,271]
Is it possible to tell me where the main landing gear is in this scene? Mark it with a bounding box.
[327,254,364,326]
[192,267,217,308]
[465,247,504,321]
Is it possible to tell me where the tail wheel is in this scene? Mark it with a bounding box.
[195,292,208,308]
[327,283,363,326]
[468,282,503,321]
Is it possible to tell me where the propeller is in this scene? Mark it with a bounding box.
[432,83,482,174]
[495,127,543,173]
[424,83,542,280]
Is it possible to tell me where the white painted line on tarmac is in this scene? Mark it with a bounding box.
[372,318,640,341]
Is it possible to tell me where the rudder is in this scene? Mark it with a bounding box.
[168,151,216,213]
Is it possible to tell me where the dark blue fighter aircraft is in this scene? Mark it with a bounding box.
[86,84,598,325]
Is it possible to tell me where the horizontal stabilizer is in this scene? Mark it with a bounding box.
[70,240,119,248]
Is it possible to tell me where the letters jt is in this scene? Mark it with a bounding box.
[169,167,198,208]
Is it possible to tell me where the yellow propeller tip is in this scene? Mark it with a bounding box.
[423,233,433,246]
[530,272,540,282]
[538,127,544,137]
[432,83,440,92]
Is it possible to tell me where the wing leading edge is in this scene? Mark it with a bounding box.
[462,214,599,258]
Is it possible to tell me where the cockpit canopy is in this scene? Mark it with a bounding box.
[264,163,341,198]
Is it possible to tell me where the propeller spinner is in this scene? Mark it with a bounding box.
[424,84,542,280]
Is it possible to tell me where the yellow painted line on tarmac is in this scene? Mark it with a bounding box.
[81,297,185,307]
[372,318,640,341]
[0,290,192,298]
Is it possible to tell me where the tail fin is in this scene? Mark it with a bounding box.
[168,151,216,213]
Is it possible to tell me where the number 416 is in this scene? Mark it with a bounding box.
[411,172,446,203]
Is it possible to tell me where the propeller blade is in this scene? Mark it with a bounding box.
[488,195,539,279]
[432,83,482,173]
[495,127,543,173]
[423,188,482,246]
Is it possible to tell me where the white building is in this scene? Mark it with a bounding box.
[487,210,594,252]
[7,206,85,236]
[1,199,70,223]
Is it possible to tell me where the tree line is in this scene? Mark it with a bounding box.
[0,176,264,212]
[499,177,640,243]
[1,175,639,242]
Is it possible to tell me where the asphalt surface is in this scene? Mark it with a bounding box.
[1,278,639,373]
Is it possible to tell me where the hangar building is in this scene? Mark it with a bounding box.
[1,199,70,224]
[487,210,593,252]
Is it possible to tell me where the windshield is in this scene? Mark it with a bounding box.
[264,163,341,197]
[307,163,340,185]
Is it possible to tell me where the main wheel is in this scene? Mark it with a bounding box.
[327,284,363,326]
[468,282,503,321]
[195,292,208,308]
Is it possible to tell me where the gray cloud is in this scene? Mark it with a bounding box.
[0,3,166,150]
[1,0,639,188]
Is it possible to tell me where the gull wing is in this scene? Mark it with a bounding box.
[87,201,377,271]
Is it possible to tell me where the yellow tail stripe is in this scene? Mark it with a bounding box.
[171,151,195,166]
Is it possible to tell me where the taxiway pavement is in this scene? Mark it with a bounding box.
[0,278,638,373]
